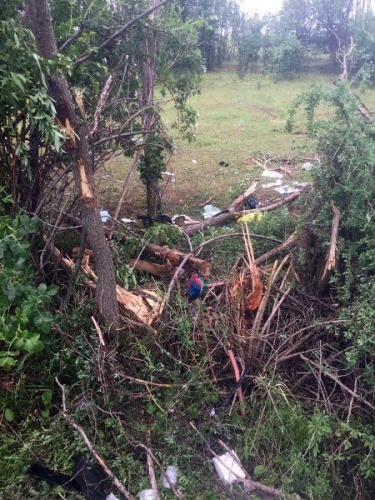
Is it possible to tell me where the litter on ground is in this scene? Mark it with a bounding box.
[273,182,308,194]
[262,170,283,180]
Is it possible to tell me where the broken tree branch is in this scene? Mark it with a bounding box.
[228,182,257,211]
[55,378,134,500]
[315,200,340,293]
[91,74,114,134]
[254,231,298,266]
[129,259,169,276]
[228,349,246,417]
[184,188,309,236]
[146,243,212,277]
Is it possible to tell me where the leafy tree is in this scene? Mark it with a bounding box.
[0,17,65,213]
[233,13,264,78]
[177,0,238,70]
[24,0,121,331]
[351,11,375,82]
[0,0,203,330]
[270,35,305,77]
[279,0,356,67]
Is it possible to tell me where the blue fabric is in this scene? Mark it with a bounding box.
[187,275,204,299]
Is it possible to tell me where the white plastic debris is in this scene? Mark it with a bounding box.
[261,180,282,189]
[138,489,157,500]
[161,466,178,489]
[121,217,134,224]
[100,210,110,222]
[274,182,308,194]
[212,450,247,485]
[192,159,197,164]
[106,494,120,500]
[302,162,313,171]
[262,170,283,180]
[162,171,176,183]
[203,204,221,220]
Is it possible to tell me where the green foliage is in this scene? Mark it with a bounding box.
[144,222,184,247]
[270,35,305,78]
[0,18,68,206]
[286,79,375,461]
[235,374,375,498]
[138,135,171,185]
[234,15,263,78]
[0,213,58,370]
[337,278,375,383]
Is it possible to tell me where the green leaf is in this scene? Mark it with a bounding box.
[41,389,53,407]
[24,334,43,353]
[47,285,59,297]
[53,129,66,151]
[4,408,15,422]
[0,356,17,370]
[254,465,266,476]
[10,72,25,92]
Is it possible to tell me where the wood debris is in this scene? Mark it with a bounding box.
[146,243,212,277]
[50,242,164,327]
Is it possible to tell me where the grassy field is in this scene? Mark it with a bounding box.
[101,65,375,217]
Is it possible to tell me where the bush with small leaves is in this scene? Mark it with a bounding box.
[0,213,58,370]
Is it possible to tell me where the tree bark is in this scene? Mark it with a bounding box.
[25,0,120,332]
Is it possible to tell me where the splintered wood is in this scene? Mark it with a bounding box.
[315,200,340,293]
[63,245,163,327]
[242,223,263,310]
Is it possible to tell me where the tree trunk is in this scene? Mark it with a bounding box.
[25,0,120,332]
[141,1,160,217]
[146,177,159,218]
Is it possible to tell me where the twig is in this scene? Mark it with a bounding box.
[346,377,358,424]
[254,231,298,266]
[110,147,144,236]
[117,422,183,499]
[146,433,160,500]
[91,316,106,347]
[299,356,375,412]
[162,252,192,317]
[193,232,281,258]
[228,350,246,417]
[199,194,215,207]
[55,378,135,500]
[59,27,84,52]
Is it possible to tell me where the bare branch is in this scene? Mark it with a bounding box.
[55,378,135,500]
[91,74,114,135]
[74,0,171,67]
[299,356,375,412]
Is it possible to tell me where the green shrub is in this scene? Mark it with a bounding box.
[0,213,58,370]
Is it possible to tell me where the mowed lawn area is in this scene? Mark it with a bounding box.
[101,65,375,216]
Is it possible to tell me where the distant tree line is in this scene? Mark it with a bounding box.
[178,0,375,80]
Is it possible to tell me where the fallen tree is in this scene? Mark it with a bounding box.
[183,187,310,235]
